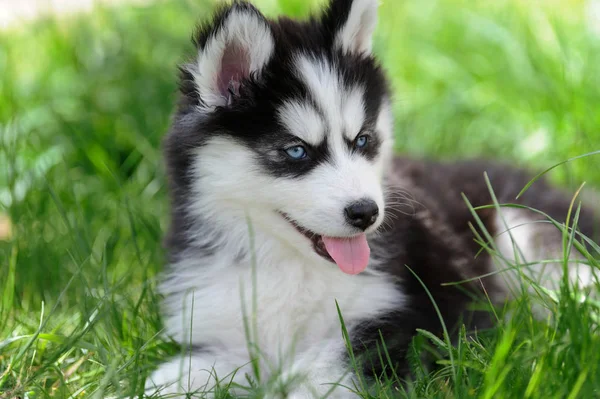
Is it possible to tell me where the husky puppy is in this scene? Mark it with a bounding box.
[146,0,598,397]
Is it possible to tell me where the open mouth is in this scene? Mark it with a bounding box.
[284,216,334,262]
[280,213,371,275]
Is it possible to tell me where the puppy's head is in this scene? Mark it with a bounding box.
[166,0,394,274]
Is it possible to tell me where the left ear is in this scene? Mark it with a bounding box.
[185,2,275,110]
[323,0,379,55]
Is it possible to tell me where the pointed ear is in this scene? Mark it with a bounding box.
[184,2,274,110]
[324,0,379,55]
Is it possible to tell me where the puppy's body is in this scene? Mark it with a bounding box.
[147,1,598,397]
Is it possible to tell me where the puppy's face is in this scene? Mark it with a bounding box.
[166,0,394,274]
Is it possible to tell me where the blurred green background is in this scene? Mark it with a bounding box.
[1,0,599,397]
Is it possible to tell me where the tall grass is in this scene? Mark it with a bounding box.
[0,0,599,397]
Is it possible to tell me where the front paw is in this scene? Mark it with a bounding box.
[145,359,209,397]
[264,370,358,399]
[145,355,245,398]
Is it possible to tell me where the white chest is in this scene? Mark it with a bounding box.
[161,250,403,362]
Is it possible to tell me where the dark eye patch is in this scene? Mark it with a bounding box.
[248,132,331,178]
[345,129,381,161]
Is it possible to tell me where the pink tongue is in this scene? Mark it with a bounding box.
[322,234,370,275]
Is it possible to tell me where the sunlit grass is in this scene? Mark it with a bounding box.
[0,0,599,397]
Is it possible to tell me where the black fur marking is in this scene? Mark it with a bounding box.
[345,131,380,161]
[250,132,332,178]
[320,0,355,50]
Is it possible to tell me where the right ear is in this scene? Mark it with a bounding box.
[182,2,274,110]
[322,0,379,56]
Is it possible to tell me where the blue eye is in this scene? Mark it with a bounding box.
[285,145,307,159]
[355,135,369,148]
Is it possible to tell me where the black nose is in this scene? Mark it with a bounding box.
[344,199,379,231]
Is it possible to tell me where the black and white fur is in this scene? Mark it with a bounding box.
[146,0,599,397]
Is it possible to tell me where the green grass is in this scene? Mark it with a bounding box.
[1,0,599,397]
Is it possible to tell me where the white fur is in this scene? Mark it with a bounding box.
[152,242,402,397]
[295,54,344,138]
[492,208,594,295]
[293,54,374,145]
[276,88,367,148]
[334,0,379,55]
[341,86,367,140]
[277,100,326,145]
[145,345,356,398]
[189,7,274,110]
